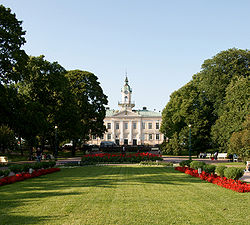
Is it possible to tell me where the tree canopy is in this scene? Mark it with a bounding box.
[0,5,28,84]
[161,48,249,158]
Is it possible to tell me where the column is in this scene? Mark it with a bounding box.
[120,121,124,145]
[129,121,133,145]
[111,120,115,142]
[138,119,142,145]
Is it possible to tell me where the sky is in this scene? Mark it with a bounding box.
[1,0,249,111]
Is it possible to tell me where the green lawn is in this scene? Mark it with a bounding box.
[0,166,249,225]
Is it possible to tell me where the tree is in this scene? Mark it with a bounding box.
[198,48,249,115]
[160,80,214,154]
[211,76,249,151]
[0,5,28,84]
[65,70,108,155]
[18,56,74,156]
[228,116,250,160]
[0,125,16,153]
[0,5,28,135]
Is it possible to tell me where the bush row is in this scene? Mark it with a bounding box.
[0,161,56,177]
[179,160,244,180]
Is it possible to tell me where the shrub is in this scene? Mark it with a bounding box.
[203,164,216,174]
[32,162,43,170]
[22,164,32,173]
[48,161,56,168]
[224,167,244,180]
[0,169,10,177]
[8,164,24,174]
[215,165,227,177]
[179,160,193,167]
[190,161,206,170]
[41,162,51,169]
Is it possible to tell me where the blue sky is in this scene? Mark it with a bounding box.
[2,0,249,111]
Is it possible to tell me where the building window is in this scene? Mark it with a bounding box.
[116,123,119,129]
[156,122,159,129]
[92,135,96,140]
[133,139,137,145]
[107,123,111,129]
[142,122,145,129]
[107,134,111,140]
[149,134,153,140]
[124,139,128,145]
[115,139,120,145]
[148,123,152,129]
[133,122,137,129]
[156,134,160,140]
[124,122,128,129]
[100,135,104,139]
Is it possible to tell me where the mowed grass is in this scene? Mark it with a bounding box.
[0,166,249,225]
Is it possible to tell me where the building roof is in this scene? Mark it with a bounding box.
[105,109,161,118]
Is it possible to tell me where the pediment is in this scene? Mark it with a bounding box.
[112,110,141,118]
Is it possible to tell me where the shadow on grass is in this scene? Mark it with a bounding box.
[0,166,204,224]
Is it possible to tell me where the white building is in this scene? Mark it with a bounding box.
[89,77,164,146]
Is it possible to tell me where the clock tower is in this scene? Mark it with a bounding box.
[118,76,135,110]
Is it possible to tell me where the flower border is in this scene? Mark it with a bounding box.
[0,168,60,187]
[175,166,250,193]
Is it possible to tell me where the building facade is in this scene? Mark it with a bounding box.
[89,77,164,146]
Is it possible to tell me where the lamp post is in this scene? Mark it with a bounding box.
[55,125,58,160]
[188,124,192,160]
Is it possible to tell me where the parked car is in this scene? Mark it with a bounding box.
[62,143,73,148]
[100,141,117,147]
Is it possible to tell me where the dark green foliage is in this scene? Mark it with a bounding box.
[0,169,10,177]
[215,165,227,177]
[189,161,206,170]
[203,164,216,174]
[179,160,193,167]
[224,167,244,180]
[65,70,108,140]
[8,164,23,174]
[48,161,56,168]
[0,125,16,153]
[22,164,31,172]
[228,115,250,160]
[212,77,250,152]
[31,162,43,170]
[0,5,28,84]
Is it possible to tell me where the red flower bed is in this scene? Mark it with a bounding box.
[82,152,162,163]
[175,166,250,193]
[0,168,60,187]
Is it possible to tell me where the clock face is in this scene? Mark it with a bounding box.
[124,90,128,94]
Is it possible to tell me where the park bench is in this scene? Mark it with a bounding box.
[0,156,8,165]
[217,153,227,159]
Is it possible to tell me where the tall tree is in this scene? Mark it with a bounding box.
[198,48,249,115]
[0,5,28,84]
[65,70,108,155]
[18,56,74,155]
[211,76,249,151]
[161,80,214,154]
[0,5,28,132]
